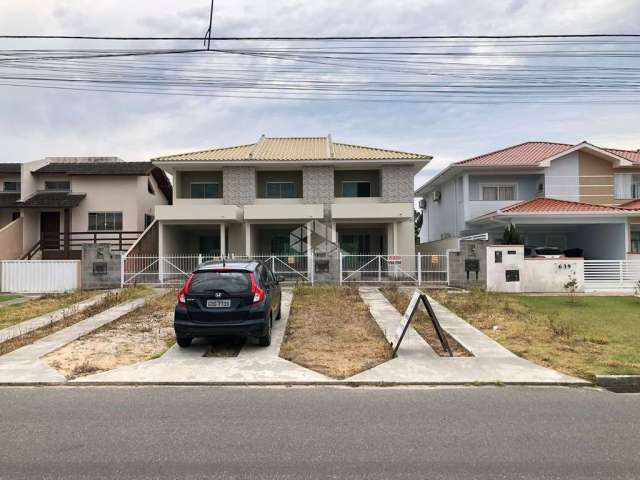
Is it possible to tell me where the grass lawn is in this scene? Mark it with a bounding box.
[426,289,640,380]
[46,292,175,379]
[0,295,22,303]
[0,285,150,357]
[0,291,94,330]
[280,285,392,379]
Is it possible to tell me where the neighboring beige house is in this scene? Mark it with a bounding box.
[138,136,430,267]
[0,157,171,260]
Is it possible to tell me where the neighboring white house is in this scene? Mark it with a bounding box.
[137,135,430,261]
[416,141,640,260]
[0,157,171,260]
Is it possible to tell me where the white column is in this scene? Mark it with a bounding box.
[220,223,226,256]
[624,221,630,255]
[331,221,337,245]
[245,222,251,257]
[158,221,164,284]
[393,221,398,254]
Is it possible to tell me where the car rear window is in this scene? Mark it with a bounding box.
[189,271,251,294]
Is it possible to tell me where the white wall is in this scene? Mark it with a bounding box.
[422,176,464,242]
[544,152,579,201]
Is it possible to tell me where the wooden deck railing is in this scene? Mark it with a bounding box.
[22,231,142,259]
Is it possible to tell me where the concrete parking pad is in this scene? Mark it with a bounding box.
[0,291,163,384]
[73,289,330,384]
[350,287,588,385]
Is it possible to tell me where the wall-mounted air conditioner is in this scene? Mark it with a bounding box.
[433,191,441,202]
[418,198,427,209]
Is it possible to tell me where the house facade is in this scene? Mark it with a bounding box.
[416,141,640,260]
[0,157,171,260]
[146,136,430,263]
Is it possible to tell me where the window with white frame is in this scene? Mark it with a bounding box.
[266,182,296,198]
[3,181,20,192]
[631,226,640,254]
[88,212,123,231]
[341,181,371,198]
[190,182,219,199]
[481,184,516,201]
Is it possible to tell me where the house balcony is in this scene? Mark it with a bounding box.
[331,200,413,221]
[155,203,242,223]
[244,201,323,221]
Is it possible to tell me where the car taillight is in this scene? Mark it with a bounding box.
[249,272,265,304]
[177,273,194,305]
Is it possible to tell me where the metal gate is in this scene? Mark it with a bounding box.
[122,255,312,286]
[584,260,640,291]
[340,254,448,284]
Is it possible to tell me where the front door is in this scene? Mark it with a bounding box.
[40,212,60,250]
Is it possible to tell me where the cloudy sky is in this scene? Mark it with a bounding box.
[1,0,640,188]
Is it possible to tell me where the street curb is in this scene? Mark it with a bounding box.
[595,375,640,392]
[0,380,592,387]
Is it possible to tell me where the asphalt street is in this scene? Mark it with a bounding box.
[0,386,638,479]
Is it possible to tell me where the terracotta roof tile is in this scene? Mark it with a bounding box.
[153,136,430,162]
[500,197,635,214]
[619,199,640,209]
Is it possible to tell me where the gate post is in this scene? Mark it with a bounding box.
[310,250,314,285]
[417,252,422,286]
[120,254,125,288]
[378,255,382,282]
[339,252,343,285]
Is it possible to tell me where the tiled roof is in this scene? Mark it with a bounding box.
[0,163,21,174]
[619,199,640,209]
[17,192,86,208]
[500,197,636,214]
[34,161,156,175]
[0,193,19,208]
[455,141,640,167]
[153,136,431,162]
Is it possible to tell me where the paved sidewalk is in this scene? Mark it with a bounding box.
[0,291,163,384]
[73,289,329,384]
[0,292,110,344]
[350,287,587,385]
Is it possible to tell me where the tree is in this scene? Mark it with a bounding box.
[414,210,423,244]
[502,223,523,245]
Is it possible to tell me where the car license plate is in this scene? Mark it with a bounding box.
[206,299,231,308]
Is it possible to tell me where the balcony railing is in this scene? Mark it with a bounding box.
[23,231,142,259]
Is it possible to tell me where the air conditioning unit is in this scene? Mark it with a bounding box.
[432,191,442,202]
[418,198,427,209]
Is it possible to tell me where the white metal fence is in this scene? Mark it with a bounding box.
[0,260,80,293]
[584,260,640,291]
[122,254,312,286]
[340,254,448,284]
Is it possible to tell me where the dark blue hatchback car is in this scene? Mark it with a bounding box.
[174,260,282,348]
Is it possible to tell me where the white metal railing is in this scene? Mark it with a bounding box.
[584,260,640,290]
[122,254,312,286]
[340,253,448,284]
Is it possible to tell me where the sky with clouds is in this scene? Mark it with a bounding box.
[1,0,640,188]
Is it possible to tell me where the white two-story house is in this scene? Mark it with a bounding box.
[141,136,430,264]
[416,141,640,260]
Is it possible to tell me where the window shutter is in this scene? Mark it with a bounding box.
[614,174,632,199]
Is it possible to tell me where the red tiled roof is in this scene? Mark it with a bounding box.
[455,141,640,167]
[499,197,636,214]
[619,199,640,210]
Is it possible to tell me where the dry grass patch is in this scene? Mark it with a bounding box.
[280,285,392,379]
[425,288,640,380]
[46,291,176,379]
[0,286,150,357]
[380,287,471,357]
[0,290,94,330]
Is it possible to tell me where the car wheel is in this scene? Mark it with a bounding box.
[176,336,192,348]
[258,317,272,347]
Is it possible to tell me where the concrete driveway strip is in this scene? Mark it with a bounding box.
[352,287,587,386]
[0,291,164,384]
[74,288,331,384]
[0,291,110,345]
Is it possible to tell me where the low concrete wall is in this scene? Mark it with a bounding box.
[0,217,23,260]
[448,240,488,289]
[486,245,584,293]
[81,244,122,290]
